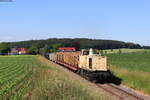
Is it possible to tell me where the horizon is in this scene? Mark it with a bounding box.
[0,0,150,46]
[0,37,147,46]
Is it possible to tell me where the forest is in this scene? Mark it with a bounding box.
[0,38,150,54]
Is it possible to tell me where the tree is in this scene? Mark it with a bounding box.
[51,43,62,52]
[39,45,51,55]
[44,44,51,53]
[27,45,38,55]
[111,49,113,52]
[7,38,147,50]
[69,41,80,50]
[39,48,44,55]
[0,43,10,55]
[118,49,122,53]
[100,50,103,55]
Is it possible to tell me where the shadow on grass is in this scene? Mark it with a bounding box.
[109,73,122,85]
[96,73,122,85]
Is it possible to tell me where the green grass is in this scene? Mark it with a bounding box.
[0,55,37,100]
[30,56,113,100]
[106,52,150,72]
[103,48,149,54]
[106,52,150,94]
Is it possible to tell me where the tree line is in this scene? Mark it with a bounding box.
[0,38,149,55]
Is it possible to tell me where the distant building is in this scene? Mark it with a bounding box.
[11,47,27,55]
[18,48,26,55]
[11,48,19,55]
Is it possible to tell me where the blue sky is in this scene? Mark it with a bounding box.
[0,0,150,45]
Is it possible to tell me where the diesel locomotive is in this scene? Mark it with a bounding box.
[49,47,112,82]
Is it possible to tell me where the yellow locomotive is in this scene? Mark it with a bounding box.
[49,48,111,82]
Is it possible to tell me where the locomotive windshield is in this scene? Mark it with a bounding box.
[83,51,89,55]
[81,50,89,55]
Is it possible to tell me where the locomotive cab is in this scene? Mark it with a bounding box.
[79,48,111,82]
[79,48,108,71]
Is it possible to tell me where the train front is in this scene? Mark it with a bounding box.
[78,48,112,83]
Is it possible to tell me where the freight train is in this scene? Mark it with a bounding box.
[48,47,112,82]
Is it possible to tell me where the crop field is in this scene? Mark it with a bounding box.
[0,55,37,100]
[106,51,150,94]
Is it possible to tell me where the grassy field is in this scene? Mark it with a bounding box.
[0,55,37,100]
[29,56,113,100]
[106,52,150,94]
[0,55,113,100]
[103,48,149,54]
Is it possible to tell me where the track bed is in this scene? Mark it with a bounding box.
[47,57,150,100]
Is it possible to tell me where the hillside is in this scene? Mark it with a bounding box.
[7,38,149,50]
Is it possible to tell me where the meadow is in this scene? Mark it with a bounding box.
[0,55,113,100]
[106,51,150,94]
[103,48,148,54]
[30,56,113,100]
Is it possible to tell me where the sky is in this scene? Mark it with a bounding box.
[0,0,150,46]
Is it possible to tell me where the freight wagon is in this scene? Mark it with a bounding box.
[49,48,111,82]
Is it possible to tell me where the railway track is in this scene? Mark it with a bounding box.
[46,58,150,100]
[97,83,149,100]
[56,62,150,100]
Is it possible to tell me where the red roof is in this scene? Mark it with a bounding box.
[18,48,26,51]
[58,47,76,51]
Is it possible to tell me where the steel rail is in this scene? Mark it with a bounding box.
[97,84,145,100]
[97,84,125,100]
[107,84,144,100]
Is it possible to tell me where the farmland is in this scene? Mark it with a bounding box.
[0,55,113,100]
[0,55,37,99]
[103,48,149,54]
[106,51,150,94]
[1,50,150,99]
